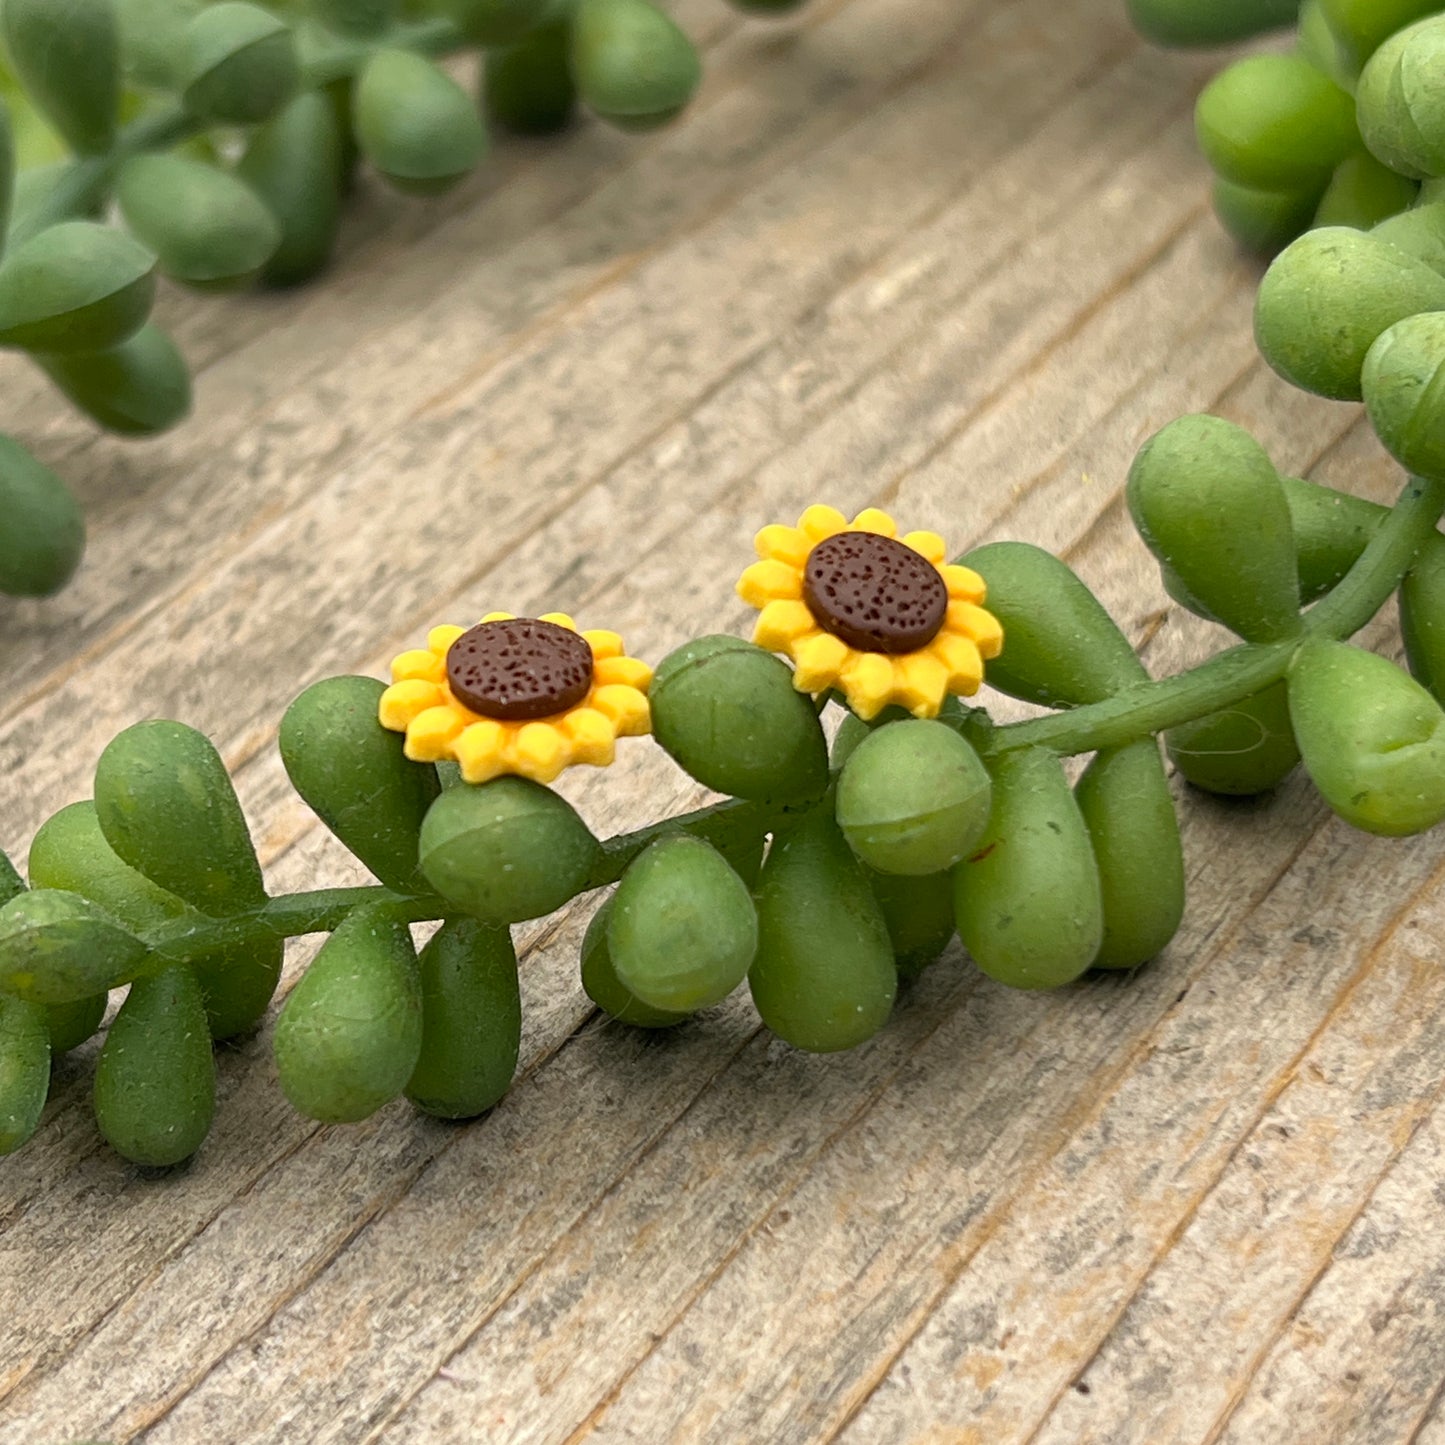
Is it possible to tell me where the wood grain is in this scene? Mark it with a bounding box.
[2,1,1443,1441]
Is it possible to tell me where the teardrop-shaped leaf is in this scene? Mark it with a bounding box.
[419,778,598,924]
[0,996,49,1155]
[37,322,191,436]
[1314,150,1419,232]
[1362,311,1445,481]
[1195,53,1356,192]
[1255,227,1445,401]
[181,1,299,125]
[484,20,576,136]
[406,917,519,1118]
[1289,637,1445,835]
[580,896,687,1028]
[1127,414,1302,643]
[1075,738,1184,970]
[237,88,344,286]
[961,541,1145,707]
[274,903,422,1123]
[94,964,215,1166]
[571,0,701,131]
[117,154,280,289]
[1211,174,1320,258]
[29,798,190,931]
[0,221,155,355]
[953,747,1104,990]
[2,0,120,155]
[354,48,487,195]
[94,719,266,917]
[0,889,148,1005]
[749,801,896,1052]
[1166,681,1301,796]
[609,836,757,1012]
[0,434,84,597]
[279,675,438,893]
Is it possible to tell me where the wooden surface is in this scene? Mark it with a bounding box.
[3,1,1444,1440]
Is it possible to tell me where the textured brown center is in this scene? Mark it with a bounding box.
[446,619,594,721]
[802,532,948,655]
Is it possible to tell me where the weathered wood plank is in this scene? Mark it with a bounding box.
[0,0,1156,1421]
[0,0,1173,1427]
[1024,868,1445,1445]
[82,197,1340,1445]
[0,0,1115,1225]
[2,3,1438,1442]
[0,0,961,715]
[1196,991,1445,1444]
[379,392,1388,1445]
[90,48,1260,1445]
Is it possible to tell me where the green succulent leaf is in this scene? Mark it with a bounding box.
[1,0,120,155]
[0,221,156,356]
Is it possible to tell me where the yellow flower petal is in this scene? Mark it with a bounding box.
[583,629,624,662]
[478,612,513,626]
[737,559,804,608]
[427,624,467,655]
[798,504,849,542]
[405,705,467,760]
[561,707,618,766]
[948,601,1004,659]
[391,648,444,684]
[850,508,897,538]
[592,684,651,735]
[892,653,949,718]
[940,565,987,604]
[379,679,443,731]
[753,600,818,651]
[452,720,509,784]
[790,631,850,692]
[594,655,653,691]
[838,652,895,719]
[539,612,576,632]
[932,632,985,692]
[903,530,946,566]
[510,722,568,782]
[754,524,810,567]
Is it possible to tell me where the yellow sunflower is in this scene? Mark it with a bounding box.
[736,505,1003,720]
[378,612,652,785]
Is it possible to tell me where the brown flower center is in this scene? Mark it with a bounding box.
[802,531,948,655]
[447,619,595,721]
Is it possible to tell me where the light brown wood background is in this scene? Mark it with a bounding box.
[3,1,1443,1440]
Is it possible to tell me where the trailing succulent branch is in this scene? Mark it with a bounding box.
[3,0,1445,1169]
[3,412,1445,1163]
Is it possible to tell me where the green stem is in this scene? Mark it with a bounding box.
[978,642,1295,758]
[1304,473,1445,638]
[584,792,813,888]
[134,793,805,964]
[141,885,444,964]
[983,470,1445,759]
